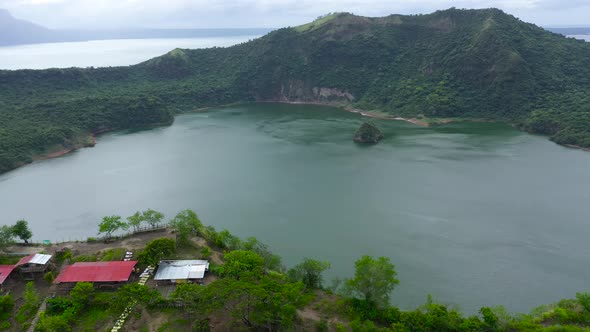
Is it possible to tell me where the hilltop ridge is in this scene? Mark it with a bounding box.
[0,8,52,45]
[1,8,590,173]
[0,8,272,46]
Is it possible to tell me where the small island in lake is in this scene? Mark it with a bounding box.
[353,122,384,143]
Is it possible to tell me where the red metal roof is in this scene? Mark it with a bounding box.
[0,265,16,285]
[54,261,138,283]
[16,253,51,266]
[16,254,34,266]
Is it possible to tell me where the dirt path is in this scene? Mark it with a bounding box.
[7,228,175,257]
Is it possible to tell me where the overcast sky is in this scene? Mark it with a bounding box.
[1,0,589,29]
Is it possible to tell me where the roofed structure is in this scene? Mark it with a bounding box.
[16,253,52,266]
[54,261,138,284]
[0,265,16,286]
[16,253,53,279]
[154,260,209,283]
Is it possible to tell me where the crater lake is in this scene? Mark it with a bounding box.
[1,103,589,313]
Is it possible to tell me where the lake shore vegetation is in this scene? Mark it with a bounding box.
[1,8,590,174]
[1,209,590,331]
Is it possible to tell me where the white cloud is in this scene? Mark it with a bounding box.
[17,0,65,4]
[0,0,588,28]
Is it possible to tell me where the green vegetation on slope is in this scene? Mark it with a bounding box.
[1,7,590,174]
[2,209,590,331]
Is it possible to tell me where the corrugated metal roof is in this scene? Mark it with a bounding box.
[16,253,52,266]
[0,265,16,285]
[54,261,137,283]
[154,260,209,281]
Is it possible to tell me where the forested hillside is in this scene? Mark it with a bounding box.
[2,211,590,331]
[1,8,590,173]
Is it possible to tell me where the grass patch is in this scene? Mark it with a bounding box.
[0,255,21,265]
[73,307,113,331]
[72,254,98,262]
[156,318,191,332]
[295,13,341,32]
[99,248,126,261]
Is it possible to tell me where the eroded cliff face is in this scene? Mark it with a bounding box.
[260,80,354,104]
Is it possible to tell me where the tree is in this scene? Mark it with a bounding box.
[112,284,161,313]
[127,209,164,232]
[12,219,32,243]
[142,209,164,228]
[242,237,283,272]
[287,258,330,290]
[171,283,205,306]
[576,292,590,312]
[344,255,399,308]
[97,215,127,238]
[70,282,94,310]
[170,209,203,247]
[0,225,14,250]
[199,274,309,330]
[138,238,176,266]
[170,283,209,328]
[126,211,143,232]
[216,229,242,250]
[480,307,498,329]
[221,250,265,279]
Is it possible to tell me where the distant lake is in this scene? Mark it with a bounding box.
[1,104,589,314]
[0,36,260,69]
[0,34,586,70]
[570,34,590,41]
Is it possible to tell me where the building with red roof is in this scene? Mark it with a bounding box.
[0,265,17,288]
[54,261,138,290]
[16,253,52,267]
[15,253,53,280]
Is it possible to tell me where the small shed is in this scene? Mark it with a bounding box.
[0,265,17,289]
[154,260,209,285]
[16,253,53,279]
[54,261,138,290]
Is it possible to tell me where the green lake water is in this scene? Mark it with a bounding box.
[1,103,589,313]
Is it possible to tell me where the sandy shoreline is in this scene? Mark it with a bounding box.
[565,144,590,152]
[343,106,431,126]
[34,135,96,161]
[260,100,434,126]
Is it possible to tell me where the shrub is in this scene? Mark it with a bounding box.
[86,237,97,243]
[334,323,348,332]
[46,297,73,316]
[200,246,212,259]
[70,282,95,310]
[0,294,14,321]
[44,271,54,283]
[99,248,126,261]
[138,238,176,266]
[576,292,590,313]
[54,249,72,263]
[36,312,73,332]
[315,319,328,332]
[16,282,40,325]
[0,321,11,330]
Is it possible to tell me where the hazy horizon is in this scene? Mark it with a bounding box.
[0,0,589,30]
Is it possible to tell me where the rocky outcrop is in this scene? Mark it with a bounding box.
[266,80,354,104]
[353,122,384,144]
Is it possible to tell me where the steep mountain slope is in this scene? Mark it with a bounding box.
[0,8,272,46]
[1,8,589,173]
[0,9,53,45]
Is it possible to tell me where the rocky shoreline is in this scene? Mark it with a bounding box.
[34,135,96,161]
